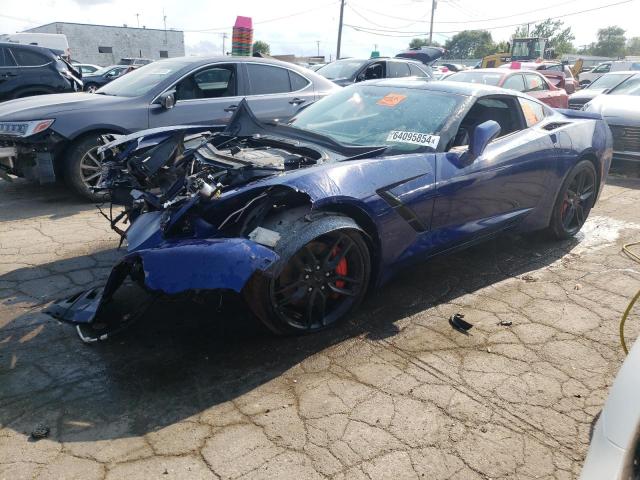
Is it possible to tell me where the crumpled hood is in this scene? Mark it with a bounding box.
[585,95,640,125]
[0,93,131,121]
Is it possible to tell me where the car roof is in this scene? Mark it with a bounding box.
[332,57,425,66]
[0,41,57,56]
[361,77,526,98]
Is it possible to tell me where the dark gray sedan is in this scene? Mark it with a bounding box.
[0,56,339,199]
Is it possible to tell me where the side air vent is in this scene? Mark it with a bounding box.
[542,122,570,131]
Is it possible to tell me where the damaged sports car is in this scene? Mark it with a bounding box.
[46,79,613,341]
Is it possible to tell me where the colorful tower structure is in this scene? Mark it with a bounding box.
[231,16,253,56]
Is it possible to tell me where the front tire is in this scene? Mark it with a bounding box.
[63,135,109,201]
[548,160,597,239]
[244,214,371,335]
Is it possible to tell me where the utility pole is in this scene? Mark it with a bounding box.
[222,33,228,55]
[316,40,320,57]
[428,0,436,44]
[163,9,168,45]
[336,0,345,60]
[136,13,140,28]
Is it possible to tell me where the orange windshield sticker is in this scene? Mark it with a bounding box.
[377,93,407,107]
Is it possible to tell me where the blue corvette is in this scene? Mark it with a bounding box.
[46,79,612,340]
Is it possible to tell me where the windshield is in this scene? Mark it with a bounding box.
[291,85,464,152]
[316,59,367,80]
[447,71,503,86]
[588,73,633,90]
[98,59,189,97]
[608,75,640,95]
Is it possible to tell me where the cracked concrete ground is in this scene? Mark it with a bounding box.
[1,171,640,480]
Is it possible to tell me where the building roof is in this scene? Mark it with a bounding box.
[25,21,183,33]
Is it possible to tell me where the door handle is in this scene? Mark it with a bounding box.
[224,104,238,112]
[288,97,306,105]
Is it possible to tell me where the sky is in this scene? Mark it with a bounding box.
[1,0,639,60]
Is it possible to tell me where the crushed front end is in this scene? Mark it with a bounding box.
[45,103,330,341]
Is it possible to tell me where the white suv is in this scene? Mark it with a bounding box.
[580,60,640,87]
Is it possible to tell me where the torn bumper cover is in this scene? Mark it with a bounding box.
[45,238,280,326]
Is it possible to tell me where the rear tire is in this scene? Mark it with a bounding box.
[548,160,597,240]
[63,135,109,202]
[244,214,371,335]
[84,83,99,93]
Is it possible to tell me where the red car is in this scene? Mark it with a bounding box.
[500,61,578,94]
[446,68,569,108]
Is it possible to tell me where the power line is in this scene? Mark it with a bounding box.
[349,0,599,25]
[345,0,635,36]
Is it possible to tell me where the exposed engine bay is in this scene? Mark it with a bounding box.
[96,101,387,242]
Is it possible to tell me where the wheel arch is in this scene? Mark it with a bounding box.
[313,200,382,291]
[54,127,129,175]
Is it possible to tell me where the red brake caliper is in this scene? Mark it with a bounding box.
[332,247,348,293]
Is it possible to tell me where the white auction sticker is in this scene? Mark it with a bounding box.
[386,131,439,148]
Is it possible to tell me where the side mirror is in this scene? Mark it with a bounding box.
[158,90,176,110]
[446,120,501,169]
[469,120,501,159]
[356,72,366,82]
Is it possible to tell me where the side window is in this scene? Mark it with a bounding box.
[518,97,546,127]
[594,63,611,73]
[387,61,411,78]
[544,64,562,72]
[448,97,525,150]
[10,48,48,66]
[0,48,16,67]
[363,62,384,80]
[408,63,428,77]
[502,74,525,92]
[289,70,309,91]
[175,65,236,101]
[525,73,547,91]
[246,64,291,95]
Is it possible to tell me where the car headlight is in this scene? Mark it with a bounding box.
[0,119,55,137]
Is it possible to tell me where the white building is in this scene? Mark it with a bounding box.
[25,22,184,66]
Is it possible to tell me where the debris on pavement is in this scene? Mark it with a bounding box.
[574,283,583,290]
[30,424,50,440]
[521,274,538,282]
[498,320,513,326]
[449,313,473,334]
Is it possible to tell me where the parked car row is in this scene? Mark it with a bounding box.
[0,56,338,199]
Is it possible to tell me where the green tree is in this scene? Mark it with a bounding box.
[594,26,626,57]
[531,19,575,55]
[252,40,270,55]
[409,38,441,49]
[444,30,494,59]
[626,36,640,56]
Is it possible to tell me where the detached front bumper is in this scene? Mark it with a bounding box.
[45,237,281,330]
[0,131,66,183]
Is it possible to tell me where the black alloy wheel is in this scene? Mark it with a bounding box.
[244,215,371,335]
[269,230,369,332]
[549,160,597,239]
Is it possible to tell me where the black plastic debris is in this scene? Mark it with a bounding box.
[30,424,50,440]
[449,313,473,334]
[498,320,513,326]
